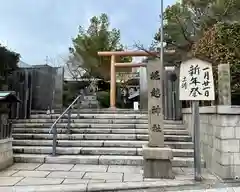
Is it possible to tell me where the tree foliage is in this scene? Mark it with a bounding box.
[155,0,240,60]
[0,44,20,88]
[153,0,240,98]
[69,13,132,81]
[192,22,240,94]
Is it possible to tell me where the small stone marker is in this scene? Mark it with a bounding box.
[218,63,231,105]
[142,60,174,179]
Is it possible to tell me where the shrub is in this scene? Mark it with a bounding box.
[97,91,110,108]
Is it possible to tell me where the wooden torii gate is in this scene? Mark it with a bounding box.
[97,50,175,108]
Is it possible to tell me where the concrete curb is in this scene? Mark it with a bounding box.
[0,180,221,192]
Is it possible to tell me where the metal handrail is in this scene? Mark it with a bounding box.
[49,94,82,156]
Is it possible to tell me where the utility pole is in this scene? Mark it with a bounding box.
[45,56,49,65]
[160,0,164,61]
[160,0,165,116]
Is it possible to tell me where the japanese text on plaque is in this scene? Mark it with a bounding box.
[179,59,215,101]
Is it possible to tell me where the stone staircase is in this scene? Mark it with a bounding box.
[11,109,204,167]
[79,95,99,109]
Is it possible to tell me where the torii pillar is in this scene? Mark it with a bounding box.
[98,51,159,109]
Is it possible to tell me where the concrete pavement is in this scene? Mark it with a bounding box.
[123,187,240,191]
[0,163,225,192]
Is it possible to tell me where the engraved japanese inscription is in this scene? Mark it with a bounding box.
[147,60,164,136]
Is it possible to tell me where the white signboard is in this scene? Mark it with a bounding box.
[179,59,215,101]
[133,102,139,111]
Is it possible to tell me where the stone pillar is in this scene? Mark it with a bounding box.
[142,60,174,179]
[218,63,231,105]
[139,67,148,110]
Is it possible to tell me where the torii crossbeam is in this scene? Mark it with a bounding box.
[97,50,175,108]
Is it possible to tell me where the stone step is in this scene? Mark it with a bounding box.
[12,123,186,129]
[13,146,194,157]
[13,154,205,167]
[13,140,194,149]
[31,109,148,114]
[13,119,149,124]
[29,114,183,123]
[30,114,148,119]
[14,119,149,124]
[12,133,192,142]
[71,109,148,114]
[13,128,189,135]
[16,114,183,125]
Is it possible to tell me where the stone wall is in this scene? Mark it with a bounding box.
[182,105,240,179]
[0,112,13,170]
[0,138,13,170]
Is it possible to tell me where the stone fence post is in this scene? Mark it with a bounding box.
[218,63,231,105]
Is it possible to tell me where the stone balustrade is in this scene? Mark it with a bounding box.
[182,105,240,179]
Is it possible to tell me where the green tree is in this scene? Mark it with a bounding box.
[0,44,20,88]
[152,0,240,103]
[192,22,240,99]
[154,0,240,60]
[69,13,132,81]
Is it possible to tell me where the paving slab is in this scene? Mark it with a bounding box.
[0,184,87,192]
[0,163,224,191]
[8,163,41,170]
[47,171,85,179]
[0,177,24,186]
[231,188,240,192]
[167,188,236,192]
[12,170,50,178]
[0,180,233,192]
[166,179,196,186]
[143,178,170,186]
[0,170,18,177]
[71,164,108,172]
[87,181,171,191]
[83,172,123,181]
[16,177,64,186]
[124,173,143,182]
[36,163,74,171]
[105,179,124,183]
[63,178,105,184]
[108,165,142,174]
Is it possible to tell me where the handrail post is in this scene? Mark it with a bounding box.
[52,125,57,156]
[49,94,82,155]
[67,107,72,134]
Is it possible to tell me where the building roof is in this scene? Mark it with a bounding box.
[18,60,32,68]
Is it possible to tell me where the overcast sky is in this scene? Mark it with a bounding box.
[0,0,175,65]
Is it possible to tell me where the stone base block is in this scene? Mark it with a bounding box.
[0,138,13,170]
[142,145,174,179]
[143,159,174,179]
